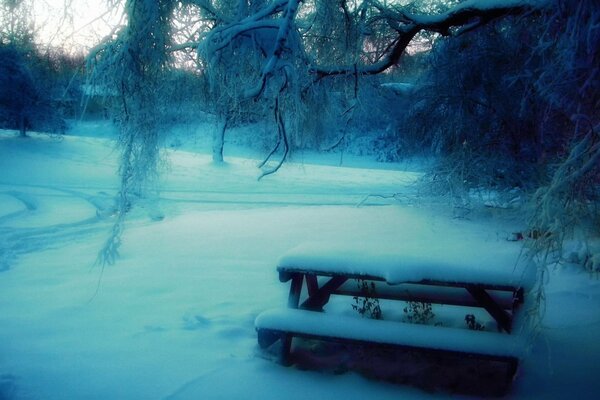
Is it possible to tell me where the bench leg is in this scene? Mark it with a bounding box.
[257,329,293,366]
[280,333,294,366]
[301,275,348,311]
[506,358,519,382]
[288,274,303,309]
[466,285,513,333]
[257,328,280,349]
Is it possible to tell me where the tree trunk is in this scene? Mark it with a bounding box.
[19,113,27,137]
[212,115,228,163]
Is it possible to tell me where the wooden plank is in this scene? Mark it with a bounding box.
[271,328,519,384]
[417,279,520,293]
[256,308,523,361]
[305,274,319,297]
[287,273,303,309]
[300,275,348,311]
[280,333,294,366]
[466,285,513,333]
[333,281,515,309]
[278,329,519,363]
[278,266,386,283]
[278,266,523,293]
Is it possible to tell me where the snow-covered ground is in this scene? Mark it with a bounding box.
[1,125,599,399]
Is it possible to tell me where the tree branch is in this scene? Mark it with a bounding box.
[310,0,548,77]
[243,0,300,99]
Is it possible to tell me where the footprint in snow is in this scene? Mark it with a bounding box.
[0,374,18,400]
[216,326,250,340]
[182,314,212,330]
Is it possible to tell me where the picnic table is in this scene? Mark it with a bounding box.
[255,242,536,381]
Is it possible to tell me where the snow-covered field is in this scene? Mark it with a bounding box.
[1,125,599,399]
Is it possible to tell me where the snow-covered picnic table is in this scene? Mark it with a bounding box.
[255,241,536,381]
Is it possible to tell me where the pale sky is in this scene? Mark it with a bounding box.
[33,0,124,53]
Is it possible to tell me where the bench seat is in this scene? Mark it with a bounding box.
[256,308,524,361]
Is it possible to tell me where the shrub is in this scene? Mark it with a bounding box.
[0,44,66,135]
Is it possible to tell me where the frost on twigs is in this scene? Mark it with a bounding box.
[526,1,600,271]
[528,126,600,269]
[90,0,174,265]
[96,216,123,266]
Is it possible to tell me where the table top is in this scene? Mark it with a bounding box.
[278,241,537,291]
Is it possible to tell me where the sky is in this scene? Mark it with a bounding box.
[32,0,123,52]
[28,0,432,56]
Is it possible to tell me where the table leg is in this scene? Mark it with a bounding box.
[287,273,303,309]
[282,273,304,364]
[466,285,512,333]
[306,274,319,297]
[280,334,294,366]
[301,275,348,311]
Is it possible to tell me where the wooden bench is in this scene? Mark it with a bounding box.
[255,242,535,381]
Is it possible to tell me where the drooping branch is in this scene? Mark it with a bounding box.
[92,0,175,265]
[310,0,549,77]
[202,19,282,54]
[195,0,548,87]
[243,0,301,98]
[200,0,288,54]
[258,72,290,180]
[310,26,420,77]
[394,0,544,34]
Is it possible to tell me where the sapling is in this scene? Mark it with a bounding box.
[403,300,435,325]
[352,280,383,320]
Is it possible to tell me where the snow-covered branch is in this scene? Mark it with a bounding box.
[187,0,229,24]
[197,0,549,82]
[311,0,549,77]
[243,0,300,98]
[204,19,282,54]
[196,0,300,100]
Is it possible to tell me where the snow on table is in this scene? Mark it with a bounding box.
[278,241,536,290]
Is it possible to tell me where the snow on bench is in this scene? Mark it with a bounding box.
[257,241,534,381]
[277,241,536,291]
[256,308,524,360]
